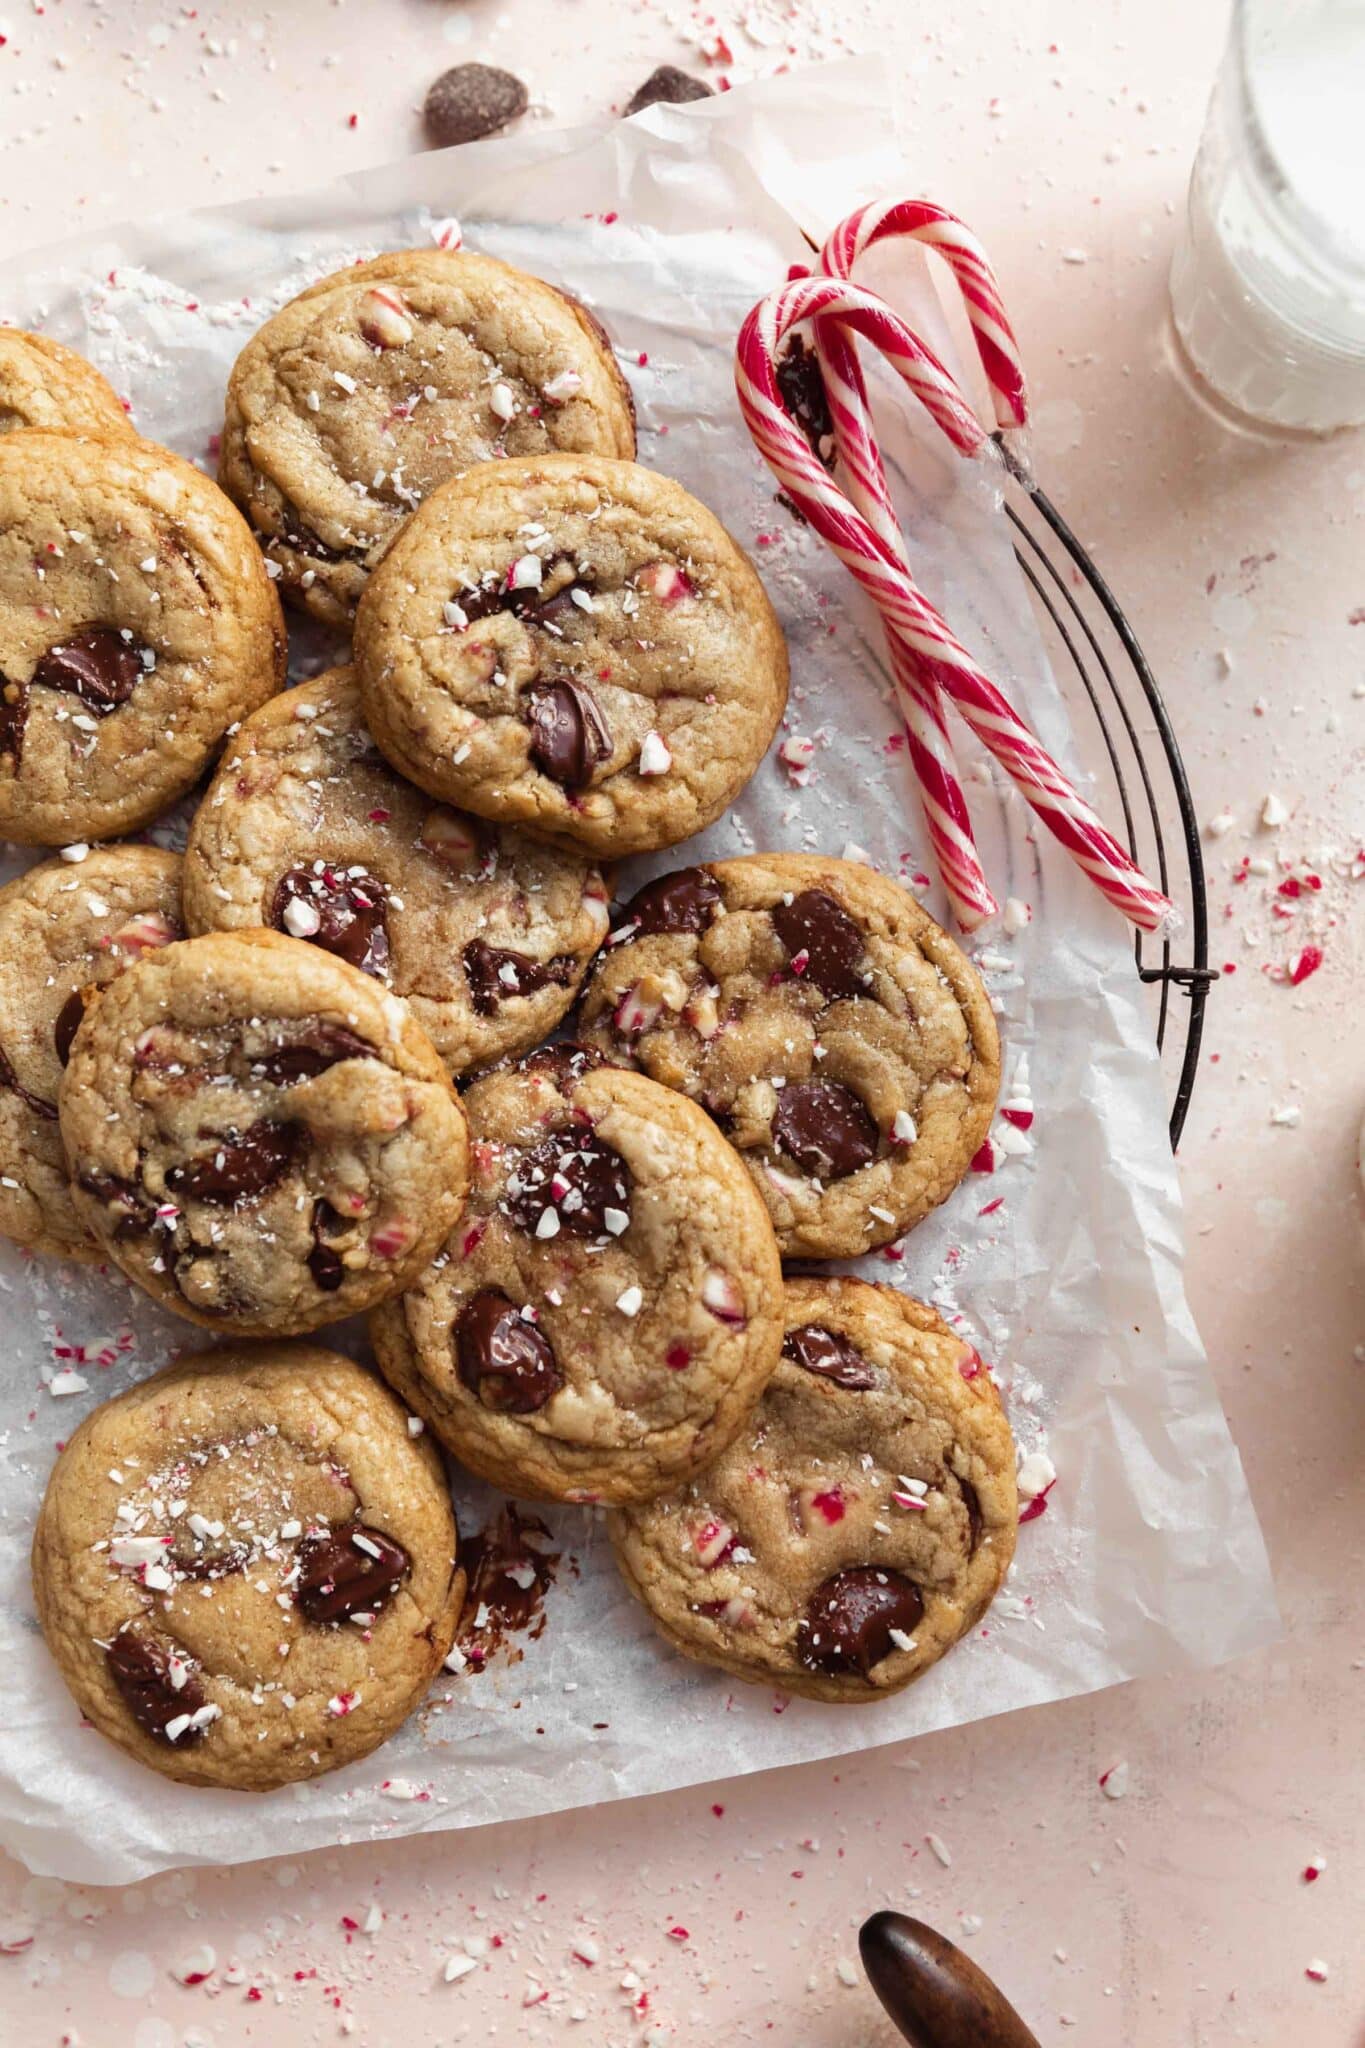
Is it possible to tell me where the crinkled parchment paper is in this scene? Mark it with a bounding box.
[0,62,1277,1883]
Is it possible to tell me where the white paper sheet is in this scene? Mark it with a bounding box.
[0,61,1278,1884]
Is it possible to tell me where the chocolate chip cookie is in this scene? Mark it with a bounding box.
[32,1342,462,1789]
[353,454,789,859]
[577,854,999,1258]
[60,929,468,1335]
[219,249,637,629]
[183,667,609,1076]
[370,1045,784,1504]
[0,329,134,439]
[0,432,286,846]
[610,1277,1017,1703]
[0,844,183,1260]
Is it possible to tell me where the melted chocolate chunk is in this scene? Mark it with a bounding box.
[171,1537,249,1582]
[454,556,587,627]
[620,866,722,938]
[457,1288,562,1414]
[782,1324,878,1391]
[0,1044,57,1121]
[0,675,28,765]
[507,1130,632,1239]
[277,497,361,563]
[77,1167,153,1237]
[771,889,869,1000]
[463,939,578,1015]
[523,675,611,789]
[270,866,390,978]
[33,627,147,715]
[165,1121,299,1204]
[295,1521,410,1623]
[252,1023,374,1085]
[105,1630,208,1743]
[770,1079,878,1180]
[798,1567,924,1677]
[776,335,835,471]
[54,986,94,1067]
[307,1199,347,1292]
[519,1042,605,1087]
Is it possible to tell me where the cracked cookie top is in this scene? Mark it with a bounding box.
[353,454,789,859]
[576,853,1000,1259]
[60,928,468,1336]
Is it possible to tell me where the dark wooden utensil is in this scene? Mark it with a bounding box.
[860,1912,1042,2047]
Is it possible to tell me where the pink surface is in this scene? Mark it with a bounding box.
[1,4,1361,2042]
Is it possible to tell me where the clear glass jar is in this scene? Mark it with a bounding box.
[1170,0,1365,431]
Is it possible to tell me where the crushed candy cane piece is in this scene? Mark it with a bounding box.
[638,731,672,776]
[170,1944,216,1985]
[925,1832,952,1867]
[701,1268,746,1325]
[1260,791,1289,828]
[1098,1760,1129,1800]
[1205,808,1236,838]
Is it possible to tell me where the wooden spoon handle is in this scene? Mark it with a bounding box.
[859,1911,1042,2048]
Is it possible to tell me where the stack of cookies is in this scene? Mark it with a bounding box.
[3,248,1016,1793]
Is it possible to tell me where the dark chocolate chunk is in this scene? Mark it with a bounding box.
[308,1199,347,1293]
[54,986,94,1066]
[507,1130,631,1239]
[522,675,611,790]
[771,888,869,999]
[798,1567,924,1677]
[463,939,578,1015]
[619,866,721,938]
[958,1479,982,1554]
[165,1121,299,1204]
[770,1079,878,1180]
[455,557,587,627]
[270,865,390,979]
[624,65,712,116]
[33,627,147,716]
[251,1023,374,1085]
[782,1324,878,1390]
[295,1521,410,1623]
[0,675,28,765]
[775,335,835,471]
[457,1288,562,1414]
[424,62,528,148]
[105,1630,208,1743]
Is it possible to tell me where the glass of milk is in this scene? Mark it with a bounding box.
[1170,0,1365,431]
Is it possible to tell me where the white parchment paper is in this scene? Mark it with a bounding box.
[0,63,1277,1883]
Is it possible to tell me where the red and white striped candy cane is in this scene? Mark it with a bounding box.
[735,269,1173,934]
[820,199,1028,432]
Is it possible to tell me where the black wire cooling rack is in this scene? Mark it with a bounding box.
[999,446,1216,1150]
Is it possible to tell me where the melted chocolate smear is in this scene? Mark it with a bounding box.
[798,1567,925,1678]
[0,676,28,765]
[0,1044,58,1121]
[523,675,611,790]
[270,866,390,978]
[455,1503,558,1672]
[771,1079,878,1181]
[252,1023,374,1086]
[507,1130,632,1239]
[457,1287,562,1414]
[296,1521,410,1623]
[782,1324,878,1391]
[776,335,835,472]
[463,939,578,1015]
[33,627,147,716]
[958,1479,983,1554]
[77,1167,153,1238]
[771,889,870,1000]
[519,1041,604,1087]
[308,1199,347,1292]
[165,1120,299,1204]
[105,1630,208,1743]
[171,1538,249,1583]
[619,866,722,938]
[54,986,93,1067]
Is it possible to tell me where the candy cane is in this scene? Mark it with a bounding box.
[735,269,1173,933]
